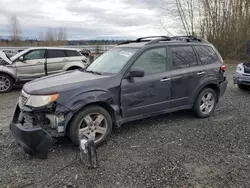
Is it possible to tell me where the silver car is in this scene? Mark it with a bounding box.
[233,62,250,90]
[0,47,88,93]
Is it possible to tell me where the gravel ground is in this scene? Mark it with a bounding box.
[1,65,250,188]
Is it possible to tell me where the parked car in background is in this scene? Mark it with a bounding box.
[233,62,250,90]
[0,47,88,92]
[10,36,228,156]
[2,50,17,57]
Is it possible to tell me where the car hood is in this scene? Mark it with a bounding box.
[0,51,13,64]
[23,70,110,95]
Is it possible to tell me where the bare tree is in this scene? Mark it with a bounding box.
[162,0,202,36]
[44,27,67,46]
[162,0,250,59]
[9,15,21,45]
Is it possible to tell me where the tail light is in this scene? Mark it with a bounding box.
[220,65,226,72]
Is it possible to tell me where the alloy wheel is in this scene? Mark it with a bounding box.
[199,92,215,115]
[78,113,108,143]
[0,76,11,92]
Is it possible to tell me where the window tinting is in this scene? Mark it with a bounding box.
[170,46,199,69]
[65,50,81,57]
[132,48,166,75]
[24,50,45,60]
[47,50,67,58]
[195,46,219,64]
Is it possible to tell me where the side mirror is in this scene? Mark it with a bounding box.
[129,67,145,78]
[19,56,24,62]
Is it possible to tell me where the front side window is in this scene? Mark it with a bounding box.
[87,47,138,74]
[170,46,199,69]
[132,48,167,75]
[194,46,219,64]
[24,50,45,60]
[47,50,67,58]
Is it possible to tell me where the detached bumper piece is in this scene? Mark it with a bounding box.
[9,104,54,159]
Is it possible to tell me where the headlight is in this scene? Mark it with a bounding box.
[236,64,244,73]
[26,94,59,107]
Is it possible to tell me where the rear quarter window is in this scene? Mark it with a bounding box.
[194,46,219,64]
[65,50,81,57]
[47,50,67,58]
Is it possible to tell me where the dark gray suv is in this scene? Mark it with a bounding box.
[10,36,228,157]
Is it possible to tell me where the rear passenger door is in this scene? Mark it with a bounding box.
[46,49,68,75]
[169,45,204,108]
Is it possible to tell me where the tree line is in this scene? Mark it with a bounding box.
[0,15,67,47]
[163,0,250,60]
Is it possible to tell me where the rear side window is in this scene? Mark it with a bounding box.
[194,46,219,64]
[170,46,199,69]
[65,50,81,57]
[47,50,67,58]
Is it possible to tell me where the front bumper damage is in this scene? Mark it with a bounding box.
[9,103,71,159]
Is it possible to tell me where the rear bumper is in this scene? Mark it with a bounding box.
[219,78,228,97]
[233,72,250,85]
[9,104,54,158]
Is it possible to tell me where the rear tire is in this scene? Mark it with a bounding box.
[193,88,217,118]
[0,73,14,93]
[237,84,249,91]
[69,106,113,146]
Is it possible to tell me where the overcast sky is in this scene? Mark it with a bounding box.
[0,0,177,40]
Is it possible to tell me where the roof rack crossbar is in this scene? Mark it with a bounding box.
[145,38,171,45]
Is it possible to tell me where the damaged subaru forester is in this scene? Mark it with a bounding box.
[10,36,228,157]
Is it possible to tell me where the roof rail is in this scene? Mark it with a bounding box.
[169,36,208,43]
[118,36,171,45]
[135,36,170,42]
[118,35,208,46]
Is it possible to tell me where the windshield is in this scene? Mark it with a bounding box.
[86,47,138,74]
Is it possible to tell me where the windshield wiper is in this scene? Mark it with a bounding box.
[85,70,102,75]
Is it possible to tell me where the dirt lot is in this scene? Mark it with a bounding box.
[1,65,250,188]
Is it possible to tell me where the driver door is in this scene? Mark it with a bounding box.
[121,47,171,118]
[15,49,46,80]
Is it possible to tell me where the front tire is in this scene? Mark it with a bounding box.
[0,73,14,93]
[237,84,249,91]
[69,106,113,146]
[193,88,217,118]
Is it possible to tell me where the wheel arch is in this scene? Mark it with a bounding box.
[64,90,121,134]
[65,101,118,134]
[191,81,220,106]
[0,71,15,83]
[63,61,85,71]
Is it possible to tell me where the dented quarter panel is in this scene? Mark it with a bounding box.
[190,73,220,105]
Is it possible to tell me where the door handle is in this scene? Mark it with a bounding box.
[160,77,170,82]
[197,71,205,75]
[37,61,43,64]
[63,59,68,62]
